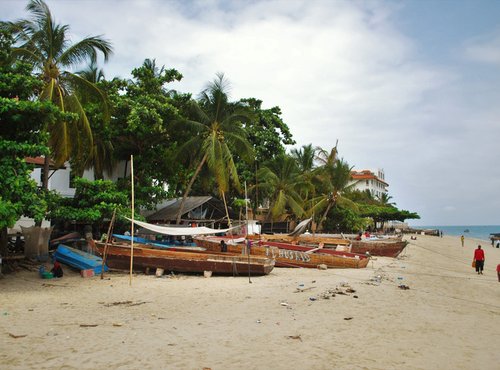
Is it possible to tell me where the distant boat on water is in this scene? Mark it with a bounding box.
[464,229,470,233]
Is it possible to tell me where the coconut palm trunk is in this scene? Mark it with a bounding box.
[176,153,208,224]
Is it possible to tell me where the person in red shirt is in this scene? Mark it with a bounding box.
[473,245,485,275]
[496,263,500,282]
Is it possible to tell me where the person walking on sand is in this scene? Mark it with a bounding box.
[497,263,500,282]
[473,245,485,275]
[461,235,464,247]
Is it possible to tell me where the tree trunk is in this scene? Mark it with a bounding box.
[176,153,208,224]
[317,201,334,232]
[0,227,8,257]
[35,156,51,227]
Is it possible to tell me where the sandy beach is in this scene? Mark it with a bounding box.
[1,234,499,370]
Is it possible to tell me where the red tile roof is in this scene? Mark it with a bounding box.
[25,157,65,169]
[351,170,388,186]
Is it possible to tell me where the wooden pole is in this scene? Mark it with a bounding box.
[221,191,232,228]
[245,181,251,284]
[129,155,134,286]
[101,208,117,279]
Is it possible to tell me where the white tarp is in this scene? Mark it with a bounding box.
[125,218,235,236]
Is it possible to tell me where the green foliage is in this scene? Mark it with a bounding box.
[358,204,420,224]
[103,59,186,206]
[256,153,304,220]
[322,206,371,233]
[0,32,65,232]
[0,141,47,228]
[49,178,130,223]
[240,98,295,162]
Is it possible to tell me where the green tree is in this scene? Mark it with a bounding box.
[175,73,253,224]
[291,144,317,203]
[311,146,356,232]
[2,0,113,187]
[48,178,130,228]
[256,153,304,222]
[105,59,185,209]
[0,31,68,254]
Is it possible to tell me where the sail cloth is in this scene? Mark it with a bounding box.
[288,218,312,237]
[125,218,235,236]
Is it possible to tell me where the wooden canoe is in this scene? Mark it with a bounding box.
[194,237,369,269]
[250,233,351,247]
[93,241,275,276]
[349,240,408,257]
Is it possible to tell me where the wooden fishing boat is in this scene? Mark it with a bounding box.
[251,233,351,247]
[194,236,369,269]
[349,239,408,258]
[92,240,274,276]
[249,233,407,258]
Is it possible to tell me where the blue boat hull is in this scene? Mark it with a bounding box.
[54,244,108,274]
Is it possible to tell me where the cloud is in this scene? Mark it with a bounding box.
[463,30,500,65]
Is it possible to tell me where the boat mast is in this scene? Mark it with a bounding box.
[129,155,134,286]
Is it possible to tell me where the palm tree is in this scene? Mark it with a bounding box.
[2,0,113,187]
[378,192,395,206]
[311,145,356,232]
[291,143,317,203]
[74,62,114,179]
[256,154,304,222]
[175,73,253,224]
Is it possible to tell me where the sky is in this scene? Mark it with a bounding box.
[2,0,500,226]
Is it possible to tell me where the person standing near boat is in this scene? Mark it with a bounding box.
[473,245,485,275]
[461,235,464,247]
[220,240,228,253]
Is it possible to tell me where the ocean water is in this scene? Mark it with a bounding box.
[413,225,500,242]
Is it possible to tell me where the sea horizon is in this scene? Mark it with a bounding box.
[409,225,500,242]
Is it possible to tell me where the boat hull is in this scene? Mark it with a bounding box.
[194,237,368,269]
[349,240,408,257]
[94,241,274,275]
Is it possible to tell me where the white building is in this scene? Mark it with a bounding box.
[350,168,388,199]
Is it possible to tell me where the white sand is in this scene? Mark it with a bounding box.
[1,235,499,370]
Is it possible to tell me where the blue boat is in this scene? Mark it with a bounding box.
[54,244,108,274]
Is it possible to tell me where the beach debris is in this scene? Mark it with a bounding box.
[202,367,212,370]
[344,317,353,321]
[280,302,289,307]
[294,286,316,293]
[317,264,328,270]
[102,300,149,307]
[113,323,123,327]
[80,324,98,327]
[203,270,212,278]
[287,335,302,341]
[398,284,410,290]
[8,333,27,339]
[339,281,350,287]
[155,268,164,277]
[353,295,359,298]
[256,319,262,324]
[309,297,317,301]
